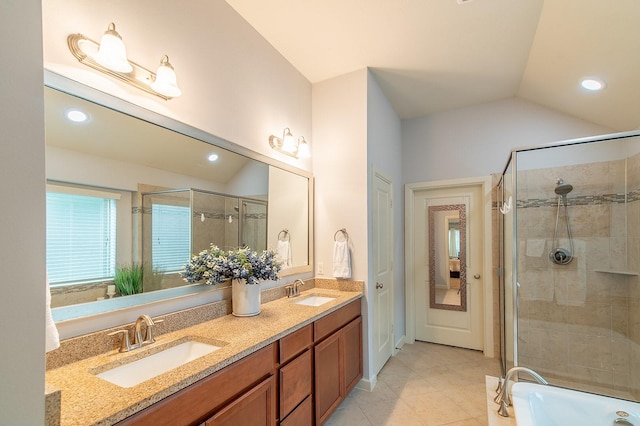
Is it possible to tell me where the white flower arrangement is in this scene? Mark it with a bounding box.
[182,245,282,285]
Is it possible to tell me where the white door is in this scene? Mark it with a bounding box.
[412,183,484,350]
[373,170,393,374]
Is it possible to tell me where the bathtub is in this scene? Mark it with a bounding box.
[511,382,640,426]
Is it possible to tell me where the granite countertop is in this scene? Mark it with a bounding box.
[45,288,362,426]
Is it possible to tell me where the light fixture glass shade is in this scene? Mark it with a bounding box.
[297,137,311,158]
[282,128,296,152]
[151,55,182,98]
[92,23,133,73]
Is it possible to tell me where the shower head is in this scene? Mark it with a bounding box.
[555,178,573,196]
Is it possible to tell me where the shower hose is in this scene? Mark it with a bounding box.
[550,195,574,265]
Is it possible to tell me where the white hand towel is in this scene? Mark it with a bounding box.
[526,239,546,257]
[277,240,292,269]
[332,240,351,279]
[45,274,60,352]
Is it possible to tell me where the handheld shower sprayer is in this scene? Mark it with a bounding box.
[550,178,574,265]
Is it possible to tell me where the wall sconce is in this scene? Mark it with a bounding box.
[269,128,311,159]
[67,22,182,100]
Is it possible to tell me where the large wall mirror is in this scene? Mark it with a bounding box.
[45,76,313,323]
[429,204,467,311]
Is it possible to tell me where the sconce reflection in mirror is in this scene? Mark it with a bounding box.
[269,128,311,159]
[67,22,182,100]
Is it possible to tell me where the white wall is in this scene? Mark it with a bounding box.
[41,0,312,172]
[0,1,46,424]
[312,69,370,377]
[366,71,405,352]
[402,97,614,183]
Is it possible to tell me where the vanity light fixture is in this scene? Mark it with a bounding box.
[67,22,182,100]
[297,136,311,158]
[268,128,311,159]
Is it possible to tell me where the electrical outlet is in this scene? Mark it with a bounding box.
[317,262,324,275]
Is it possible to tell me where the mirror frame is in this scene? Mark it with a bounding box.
[428,203,466,311]
[45,70,314,327]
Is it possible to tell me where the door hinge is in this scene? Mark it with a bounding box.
[390,199,393,208]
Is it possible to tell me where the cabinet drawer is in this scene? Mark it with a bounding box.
[314,299,361,342]
[279,324,312,364]
[280,395,312,426]
[117,343,276,426]
[279,349,312,419]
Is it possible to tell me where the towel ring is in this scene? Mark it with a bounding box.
[278,229,290,241]
[334,228,349,242]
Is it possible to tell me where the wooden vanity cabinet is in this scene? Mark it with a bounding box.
[117,344,277,426]
[314,300,363,425]
[117,298,362,426]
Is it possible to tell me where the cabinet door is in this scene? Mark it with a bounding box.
[314,331,343,425]
[280,349,312,419]
[204,376,276,426]
[343,316,363,394]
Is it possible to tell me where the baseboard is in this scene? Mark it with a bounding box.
[355,375,377,392]
[394,335,406,355]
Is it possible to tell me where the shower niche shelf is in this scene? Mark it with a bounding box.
[593,269,639,276]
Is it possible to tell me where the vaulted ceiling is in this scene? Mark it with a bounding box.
[226,0,640,131]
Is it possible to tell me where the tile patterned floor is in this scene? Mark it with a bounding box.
[326,341,502,426]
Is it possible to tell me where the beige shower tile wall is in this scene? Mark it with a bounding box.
[627,151,640,399]
[515,159,639,399]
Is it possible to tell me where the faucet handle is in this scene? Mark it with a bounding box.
[145,318,164,343]
[108,329,131,352]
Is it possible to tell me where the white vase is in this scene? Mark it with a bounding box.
[231,278,261,316]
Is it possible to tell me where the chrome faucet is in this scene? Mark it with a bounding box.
[495,366,548,417]
[108,314,164,352]
[286,279,305,297]
[134,314,156,346]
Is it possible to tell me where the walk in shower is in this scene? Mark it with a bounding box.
[499,131,640,401]
[141,188,267,292]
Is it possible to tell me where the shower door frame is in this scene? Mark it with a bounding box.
[500,129,640,392]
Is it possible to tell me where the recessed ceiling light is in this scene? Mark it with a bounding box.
[208,153,219,162]
[581,78,606,91]
[65,109,88,122]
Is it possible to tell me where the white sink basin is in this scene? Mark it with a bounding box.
[294,295,336,307]
[96,341,220,388]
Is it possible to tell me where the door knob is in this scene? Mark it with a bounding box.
[376,282,384,289]
[473,274,481,279]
